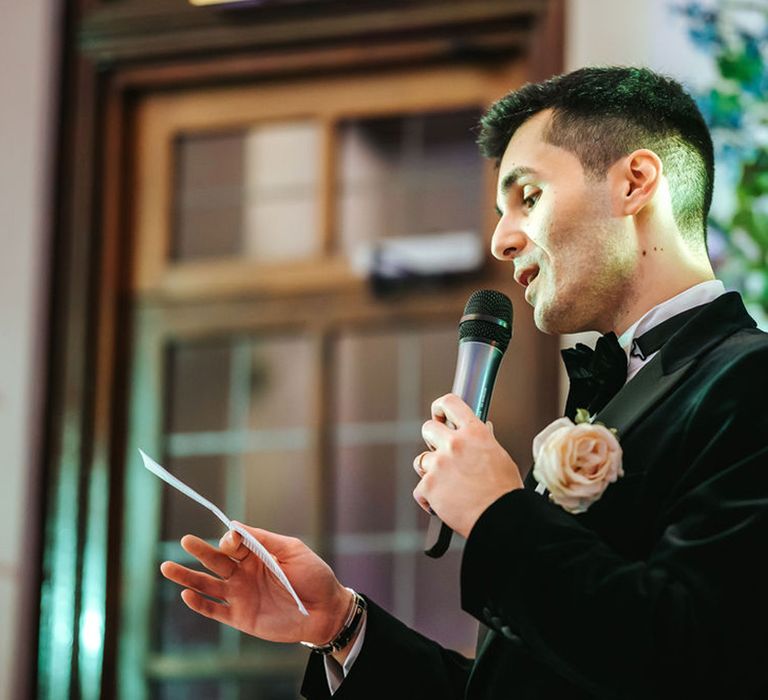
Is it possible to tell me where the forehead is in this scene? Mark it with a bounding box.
[498,111,552,177]
[496,109,583,192]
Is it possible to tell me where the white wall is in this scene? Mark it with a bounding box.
[566,0,715,85]
[0,1,58,698]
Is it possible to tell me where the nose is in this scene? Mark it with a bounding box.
[491,214,529,261]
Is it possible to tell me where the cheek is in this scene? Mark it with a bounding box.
[529,207,552,247]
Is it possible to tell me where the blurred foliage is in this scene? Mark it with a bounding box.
[677,1,768,323]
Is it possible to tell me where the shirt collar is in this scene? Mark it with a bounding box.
[617,279,727,354]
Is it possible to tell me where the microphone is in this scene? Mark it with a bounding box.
[424,289,513,558]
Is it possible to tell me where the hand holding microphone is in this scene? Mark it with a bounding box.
[418,290,522,557]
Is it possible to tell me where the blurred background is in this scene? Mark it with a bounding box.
[1,0,765,698]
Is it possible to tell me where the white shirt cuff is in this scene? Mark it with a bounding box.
[323,610,368,695]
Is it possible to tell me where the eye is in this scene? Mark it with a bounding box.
[522,185,541,211]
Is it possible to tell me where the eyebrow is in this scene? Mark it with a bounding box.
[499,166,539,195]
[495,166,539,216]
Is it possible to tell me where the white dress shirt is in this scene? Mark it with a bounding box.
[617,280,726,383]
[324,279,727,694]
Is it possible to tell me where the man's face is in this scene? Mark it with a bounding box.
[492,110,636,335]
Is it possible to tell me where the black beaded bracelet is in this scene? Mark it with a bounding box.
[301,589,367,655]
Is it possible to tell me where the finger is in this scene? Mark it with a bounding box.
[160,561,228,601]
[431,393,476,428]
[413,450,432,477]
[219,530,250,562]
[412,480,432,514]
[487,420,494,436]
[181,534,237,578]
[180,589,233,626]
[230,522,300,560]
[422,418,454,452]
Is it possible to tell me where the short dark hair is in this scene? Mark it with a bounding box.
[478,66,714,247]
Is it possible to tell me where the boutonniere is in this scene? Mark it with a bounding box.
[532,408,623,514]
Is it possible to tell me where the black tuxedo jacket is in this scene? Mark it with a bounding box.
[301,292,768,699]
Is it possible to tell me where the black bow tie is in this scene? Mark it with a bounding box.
[561,304,705,420]
[562,332,626,420]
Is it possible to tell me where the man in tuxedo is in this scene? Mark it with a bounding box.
[161,66,768,698]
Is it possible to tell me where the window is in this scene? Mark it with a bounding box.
[120,63,532,698]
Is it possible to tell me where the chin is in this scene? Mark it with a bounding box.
[533,304,562,335]
[534,300,589,335]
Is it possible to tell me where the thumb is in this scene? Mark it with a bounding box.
[218,529,247,558]
[487,420,495,436]
[227,522,298,558]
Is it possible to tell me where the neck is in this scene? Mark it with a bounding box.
[610,256,715,337]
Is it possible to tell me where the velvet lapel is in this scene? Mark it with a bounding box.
[593,353,691,441]
[594,292,756,441]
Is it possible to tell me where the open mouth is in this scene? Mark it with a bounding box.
[521,268,539,287]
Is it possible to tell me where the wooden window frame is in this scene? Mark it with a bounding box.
[132,64,525,300]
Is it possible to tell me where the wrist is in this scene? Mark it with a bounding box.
[329,610,364,666]
[301,588,366,656]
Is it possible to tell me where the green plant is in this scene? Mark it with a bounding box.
[678,1,768,325]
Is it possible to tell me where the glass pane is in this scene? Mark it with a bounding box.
[419,326,459,416]
[238,676,304,700]
[331,324,479,644]
[152,328,318,690]
[242,122,321,262]
[248,335,314,430]
[337,108,484,264]
[161,455,228,542]
[333,326,458,534]
[155,572,222,653]
[151,679,224,700]
[167,341,232,434]
[334,552,396,614]
[173,131,246,261]
[333,444,399,534]
[150,667,305,699]
[242,451,315,538]
[335,331,400,423]
[172,121,321,263]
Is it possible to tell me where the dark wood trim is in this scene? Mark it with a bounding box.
[526,0,565,82]
[81,0,544,64]
[113,28,531,91]
[37,44,102,700]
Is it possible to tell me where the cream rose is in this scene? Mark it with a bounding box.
[532,414,623,514]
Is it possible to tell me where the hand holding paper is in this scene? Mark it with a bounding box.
[146,449,353,647]
[139,449,307,615]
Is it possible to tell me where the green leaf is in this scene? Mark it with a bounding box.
[574,408,591,425]
[717,50,762,85]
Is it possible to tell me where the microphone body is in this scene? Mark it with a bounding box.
[424,290,512,558]
[451,341,505,422]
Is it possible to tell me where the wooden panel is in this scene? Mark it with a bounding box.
[142,257,360,301]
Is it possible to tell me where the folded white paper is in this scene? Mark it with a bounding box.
[139,448,308,616]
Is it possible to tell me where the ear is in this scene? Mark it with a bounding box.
[611,149,663,217]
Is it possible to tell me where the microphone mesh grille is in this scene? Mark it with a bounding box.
[459,289,513,352]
